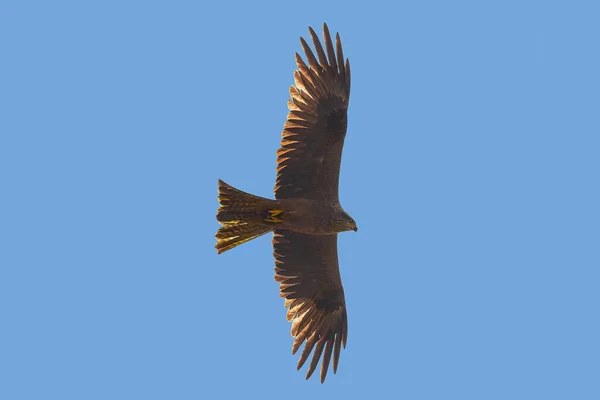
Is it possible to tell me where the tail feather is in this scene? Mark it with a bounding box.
[215,223,273,254]
[215,180,274,253]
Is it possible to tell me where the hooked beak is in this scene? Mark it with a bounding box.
[353,226,358,232]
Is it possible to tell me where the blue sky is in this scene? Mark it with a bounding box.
[2,1,599,399]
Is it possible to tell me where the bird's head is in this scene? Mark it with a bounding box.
[338,211,358,233]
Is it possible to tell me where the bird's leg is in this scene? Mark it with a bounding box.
[265,209,284,223]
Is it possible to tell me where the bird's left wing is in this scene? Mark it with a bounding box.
[273,230,348,382]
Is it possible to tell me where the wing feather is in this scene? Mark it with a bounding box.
[306,339,326,380]
[336,33,345,81]
[299,37,320,72]
[308,26,329,70]
[320,337,335,383]
[322,23,338,74]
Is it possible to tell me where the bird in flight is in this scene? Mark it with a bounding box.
[215,23,355,383]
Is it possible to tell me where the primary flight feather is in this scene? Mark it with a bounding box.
[215,23,355,383]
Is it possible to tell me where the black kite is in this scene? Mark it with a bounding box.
[215,23,355,383]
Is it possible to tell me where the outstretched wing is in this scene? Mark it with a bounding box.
[275,23,351,201]
[273,230,348,383]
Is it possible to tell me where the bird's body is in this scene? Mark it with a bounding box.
[217,182,356,238]
[215,23,355,383]
[274,199,356,235]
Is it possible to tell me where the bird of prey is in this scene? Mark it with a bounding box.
[215,23,355,383]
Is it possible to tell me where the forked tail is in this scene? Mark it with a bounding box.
[215,180,276,254]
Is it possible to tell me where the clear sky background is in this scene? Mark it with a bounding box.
[2,1,599,399]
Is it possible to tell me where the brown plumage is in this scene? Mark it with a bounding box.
[215,23,355,383]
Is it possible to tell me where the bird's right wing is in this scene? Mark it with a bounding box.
[274,23,351,202]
